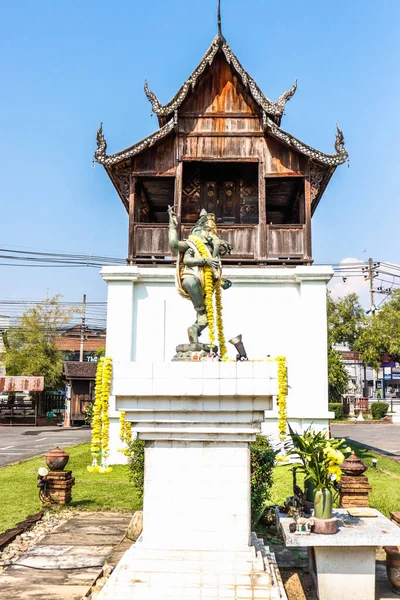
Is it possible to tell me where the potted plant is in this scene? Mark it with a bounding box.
[288,425,351,519]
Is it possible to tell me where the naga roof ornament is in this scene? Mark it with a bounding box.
[144,33,297,122]
[263,113,348,167]
[94,123,107,163]
[94,117,176,166]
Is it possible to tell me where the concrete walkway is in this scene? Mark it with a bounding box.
[0,512,132,600]
[331,423,400,462]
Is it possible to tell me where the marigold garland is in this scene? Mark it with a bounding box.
[118,410,132,457]
[87,356,113,474]
[188,234,226,357]
[276,356,288,441]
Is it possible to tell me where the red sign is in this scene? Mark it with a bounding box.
[0,376,44,392]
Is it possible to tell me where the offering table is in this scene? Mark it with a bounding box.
[279,508,400,600]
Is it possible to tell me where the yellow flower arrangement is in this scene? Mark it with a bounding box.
[215,282,227,358]
[118,410,132,457]
[87,356,113,474]
[276,356,288,441]
[188,234,226,357]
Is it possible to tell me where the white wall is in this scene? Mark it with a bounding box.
[102,265,333,447]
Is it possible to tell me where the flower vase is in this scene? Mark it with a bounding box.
[313,488,333,520]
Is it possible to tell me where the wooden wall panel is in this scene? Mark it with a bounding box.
[182,225,256,259]
[132,135,176,176]
[267,225,305,257]
[134,225,170,256]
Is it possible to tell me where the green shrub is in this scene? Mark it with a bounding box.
[328,402,344,420]
[250,435,275,527]
[128,437,145,502]
[371,402,389,420]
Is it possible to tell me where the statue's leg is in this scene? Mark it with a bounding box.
[181,275,208,344]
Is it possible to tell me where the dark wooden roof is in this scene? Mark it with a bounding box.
[63,362,98,380]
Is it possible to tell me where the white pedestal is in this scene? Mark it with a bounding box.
[314,546,375,600]
[98,362,287,599]
[101,265,334,446]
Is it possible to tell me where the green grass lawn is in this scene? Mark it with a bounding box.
[270,442,400,518]
[0,443,140,533]
[2,439,400,535]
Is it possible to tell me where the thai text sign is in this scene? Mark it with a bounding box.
[0,376,44,392]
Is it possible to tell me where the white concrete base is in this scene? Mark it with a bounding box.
[143,441,250,551]
[314,546,375,600]
[98,539,287,600]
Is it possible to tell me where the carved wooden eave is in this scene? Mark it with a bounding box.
[94,118,176,167]
[94,119,177,210]
[144,33,297,127]
[263,115,348,213]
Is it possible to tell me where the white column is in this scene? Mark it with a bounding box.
[143,441,251,550]
[314,546,376,600]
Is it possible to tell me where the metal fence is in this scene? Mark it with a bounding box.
[41,392,65,416]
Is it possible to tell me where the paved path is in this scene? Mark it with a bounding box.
[0,512,132,600]
[0,426,91,467]
[331,423,400,462]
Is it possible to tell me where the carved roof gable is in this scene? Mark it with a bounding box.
[144,33,297,126]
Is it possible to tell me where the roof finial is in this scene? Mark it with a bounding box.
[218,0,222,36]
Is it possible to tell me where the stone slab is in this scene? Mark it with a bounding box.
[279,509,400,547]
[37,516,129,547]
[0,512,133,600]
[0,583,89,600]
[13,544,113,569]
[1,566,100,586]
[38,533,125,546]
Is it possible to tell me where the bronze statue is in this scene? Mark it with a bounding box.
[168,206,232,346]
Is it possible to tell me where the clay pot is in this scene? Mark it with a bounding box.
[45,447,69,471]
[339,451,367,476]
[384,546,400,595]
[313,488,333,520]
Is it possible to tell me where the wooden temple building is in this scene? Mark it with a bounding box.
[94,24,347,266]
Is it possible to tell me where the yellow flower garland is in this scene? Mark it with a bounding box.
[188,235,226,357]
[88,356,113,474]
[276,356,288,441]
[118,410,132,457]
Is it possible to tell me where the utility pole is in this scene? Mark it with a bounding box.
[79,294,86,363]
[363,259,382,399]
[368,257,376,316]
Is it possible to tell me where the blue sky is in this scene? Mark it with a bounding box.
[1,0,399,305]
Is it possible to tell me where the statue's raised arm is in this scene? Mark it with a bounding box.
[168,206,189,253]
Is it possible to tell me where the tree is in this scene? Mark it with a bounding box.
[326,292,365,401]
[1,296,77,389]
[355,289,400,370]
[327,292,365,348]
